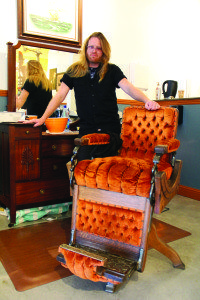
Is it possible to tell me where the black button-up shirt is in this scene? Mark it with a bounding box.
[61,63,126,136]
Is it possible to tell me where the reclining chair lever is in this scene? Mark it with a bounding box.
[171,151,177,167]
[149,152,162,206]
[137,248,144,271]
[70,146,80,187]
[69,229,75,246]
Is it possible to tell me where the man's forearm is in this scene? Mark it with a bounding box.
[119,78,160,110]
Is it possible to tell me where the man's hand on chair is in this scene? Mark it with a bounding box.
[145,100,160,110]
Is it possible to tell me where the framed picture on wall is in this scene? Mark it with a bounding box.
[17,0,82,50]
[56,72,65,91]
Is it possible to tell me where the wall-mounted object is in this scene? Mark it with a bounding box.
[17,0,82,51]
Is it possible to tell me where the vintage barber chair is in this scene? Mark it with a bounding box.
[57,106,184,293]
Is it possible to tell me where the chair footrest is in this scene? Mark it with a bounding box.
[58,243,138,283]
[59,243,108,264]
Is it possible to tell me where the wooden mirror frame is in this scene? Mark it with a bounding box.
[7,0,82,112]
[7,40,80,112]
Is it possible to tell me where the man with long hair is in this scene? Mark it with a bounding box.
[17,60,52,118]
[27,32,160,160]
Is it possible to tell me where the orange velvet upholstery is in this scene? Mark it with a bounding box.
[80,133,110,145]
[59,247,120,284]
[74,106,180,197]
[76,199,144,246]
[120,106,179,160]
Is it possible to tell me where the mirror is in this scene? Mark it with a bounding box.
[7,40,79,112]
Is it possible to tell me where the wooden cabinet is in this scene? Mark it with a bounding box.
[0,123,78,226]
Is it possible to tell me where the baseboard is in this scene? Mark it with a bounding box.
[178,185,200,201]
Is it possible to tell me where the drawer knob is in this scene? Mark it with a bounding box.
[25,130,30,134]
[52,144,57,151]
[36,157,40,161]
[39,189,45,195]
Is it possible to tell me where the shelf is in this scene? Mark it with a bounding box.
[117,98,200,106]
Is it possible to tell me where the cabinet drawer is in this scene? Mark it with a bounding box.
[14,126,41,139]
[41,157,70,179]
[16,178,70,205]
[42,138,75,156]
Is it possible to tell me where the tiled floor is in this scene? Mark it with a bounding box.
[0,195,200,300]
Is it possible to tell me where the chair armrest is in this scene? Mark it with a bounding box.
[74,133,110,146]
[154,139,180,154]
[154,159,182,213]
[70,133,111,187]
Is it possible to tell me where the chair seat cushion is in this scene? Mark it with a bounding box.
[74,156,172,197]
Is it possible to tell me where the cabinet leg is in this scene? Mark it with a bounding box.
[9,206,16,227]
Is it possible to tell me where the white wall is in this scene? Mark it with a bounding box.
[0,0,17,89]
[1,0,200,100]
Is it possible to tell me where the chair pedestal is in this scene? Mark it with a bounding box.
[148,220,185,269]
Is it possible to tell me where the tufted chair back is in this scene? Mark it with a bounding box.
[120,106,178,161]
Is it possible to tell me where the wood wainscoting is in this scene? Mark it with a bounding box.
[0,90,8,97]
[117,98,200,106]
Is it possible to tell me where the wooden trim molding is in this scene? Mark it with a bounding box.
[0,90,8,97]
[117,98,200,106]
[178,185,200,201]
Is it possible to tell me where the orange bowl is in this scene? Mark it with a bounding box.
[45,117,68,133]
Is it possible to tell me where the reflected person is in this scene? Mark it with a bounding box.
[16,60,52,118]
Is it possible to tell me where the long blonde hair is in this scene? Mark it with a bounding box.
[27,60,52,91]
[66,32,111,82]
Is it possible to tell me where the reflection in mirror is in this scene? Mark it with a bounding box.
[16,45,79,112]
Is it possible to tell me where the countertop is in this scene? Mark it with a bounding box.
[117,97,200,106]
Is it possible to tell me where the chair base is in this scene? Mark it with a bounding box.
[148,220,185,270]
[105,282,117,293]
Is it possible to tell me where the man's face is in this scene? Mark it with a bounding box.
[86,37,103,67]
